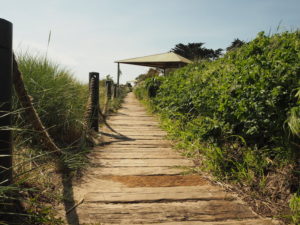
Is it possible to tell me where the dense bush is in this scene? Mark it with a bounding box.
[288,89,300,138]
[135,31,300,222]
[138,31,299,158]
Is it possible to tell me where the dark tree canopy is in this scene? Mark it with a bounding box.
[171,43,223,61]
[226,38,245,51]
[135,68,160,85]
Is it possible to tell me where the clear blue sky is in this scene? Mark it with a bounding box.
[1,0,299,84]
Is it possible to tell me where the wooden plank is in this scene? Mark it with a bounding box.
[109,119,159,122]
[138,220,278,225]
[71,93,278,225]
[106,132,167,136]
[91,167,184,176]
[84,186,231,203]
[100,135,167,140]
[77,201,260,224]
[108,142,171,148]
[93,158,192,167]
[106,139,171,145]
[94,152,183,159]
[93,220,279,225]
[94,147,177,152]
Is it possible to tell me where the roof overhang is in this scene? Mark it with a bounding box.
[115,52,192,69]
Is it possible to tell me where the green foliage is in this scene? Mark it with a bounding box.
[289,194,300,224]
[226,38,245,52]
[139,31,300,154]
[3,52,129,224]
[0,182,63,225]
[4,52,92,224]
[171,42,223,60]
[288,89,300,137]
[99,75,129,114]
[107,84,129,112]
[134,68,160,86]
[134,76,164,100]
[135,30,300,222]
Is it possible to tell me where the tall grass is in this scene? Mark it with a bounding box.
[1,52,130,225]
[15,53,89,148]
[0,52,90,225]
[99,77,129,115]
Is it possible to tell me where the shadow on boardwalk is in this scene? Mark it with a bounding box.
[61,120,132,225]
[62,168,80,225]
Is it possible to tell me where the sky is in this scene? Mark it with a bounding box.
[1,0,299,84]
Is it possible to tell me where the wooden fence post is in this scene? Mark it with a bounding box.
[117,63,120,97]
[105,80,112,99]
[89,72,99,132]
[113,84,117,99]
[0,18,13,185]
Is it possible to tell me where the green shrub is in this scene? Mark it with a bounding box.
[135,30,300,222]
[144,31,299,159]
[288,89,300,137]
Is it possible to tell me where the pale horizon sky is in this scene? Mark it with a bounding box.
[1,0,299,84]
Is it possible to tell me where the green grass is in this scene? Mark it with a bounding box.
[99,77,129,115]
[15,52,89,149]
[1,52,131,224]
[0,52,92,224]
[289,193,300,224]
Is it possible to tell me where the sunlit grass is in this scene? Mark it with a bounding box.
[0,51,129,224]
[15,52,89,149]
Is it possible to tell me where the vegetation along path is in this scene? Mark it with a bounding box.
[71,93,279,225]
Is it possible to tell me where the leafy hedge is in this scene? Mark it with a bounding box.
[135,31,300,221]
[138,31,299,157]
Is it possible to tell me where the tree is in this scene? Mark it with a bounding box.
[171,43,223,61]
[226,38,245,51]
[135,68,160,85]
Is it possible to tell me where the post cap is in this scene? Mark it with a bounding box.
[0,18,12,49]
[89,72,99,75]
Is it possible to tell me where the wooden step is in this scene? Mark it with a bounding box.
[76,201,263,224]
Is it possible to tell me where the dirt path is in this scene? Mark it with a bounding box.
[71,93,279,225]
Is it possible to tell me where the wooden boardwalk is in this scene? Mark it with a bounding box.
[72,93,278,225]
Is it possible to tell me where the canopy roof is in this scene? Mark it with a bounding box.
[115,52,192,69]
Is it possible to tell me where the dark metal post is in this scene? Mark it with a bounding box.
[0,19,13,185]
[89,72,99,132]
[117,63,120,97]
[113,84,117,99]
[105,80,112,99]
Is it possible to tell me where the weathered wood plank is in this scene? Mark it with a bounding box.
[71,93,279,225]
[91,167,184,176]
[93,147,177,152]
[92,158,192,167]
[84,186,231,203]
[77,201,261,224]
[94,152,183,159]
